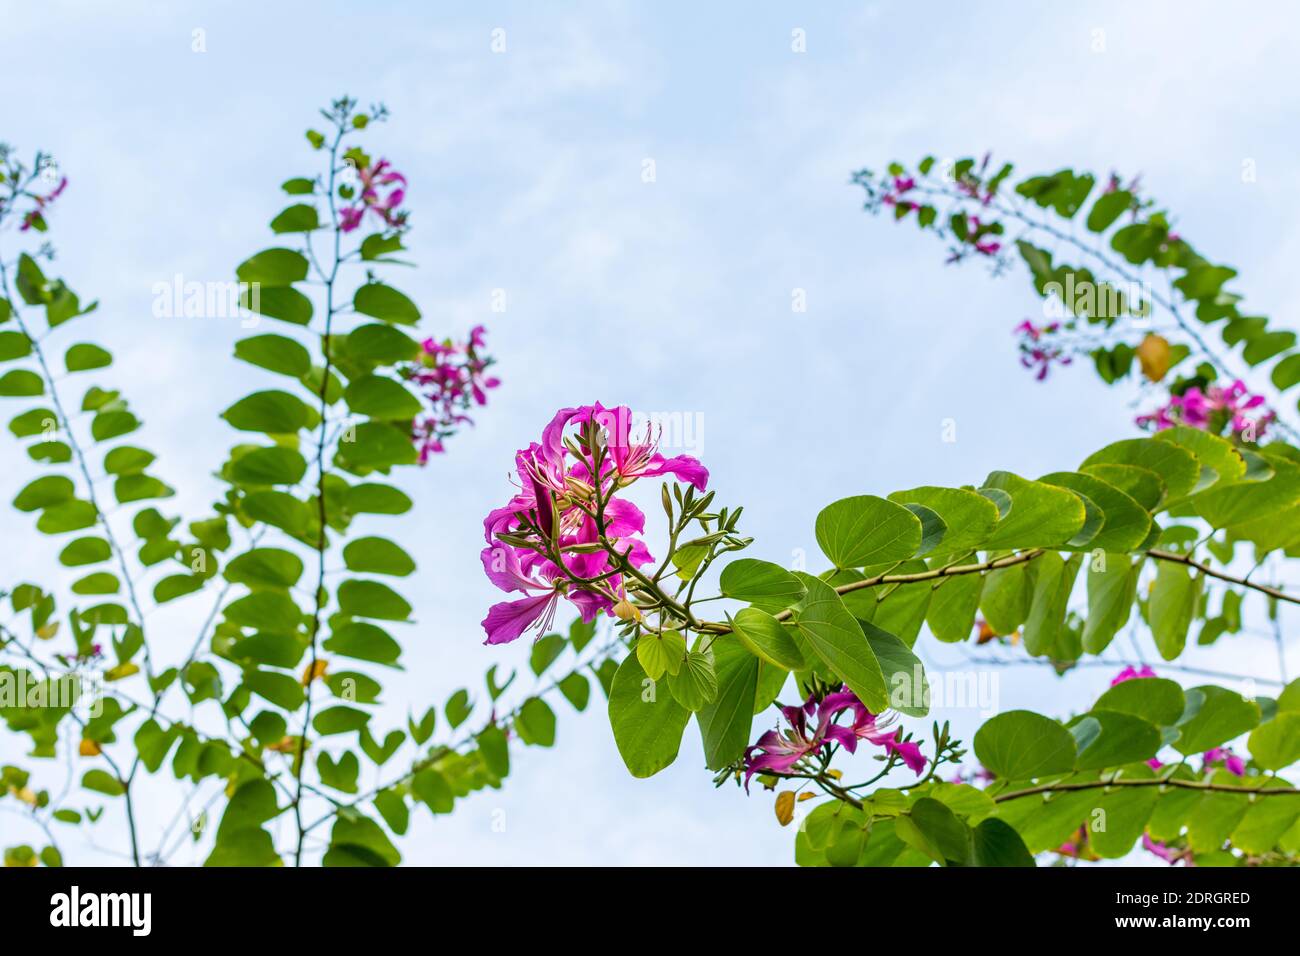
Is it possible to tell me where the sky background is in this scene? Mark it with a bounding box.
[2,1,1298,865]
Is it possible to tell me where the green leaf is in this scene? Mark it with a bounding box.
[338,579,411,621]
[231,446,308,485]
[243,490,312,535]
[974,710,1077,779]
[58,536,111,567]
[244,669,306,710]
[82,769,125,796]
[224,592,303,632]
[353,283,420,325]
[1021,552,1081,658]
[1082,554,1138,653]
[515,697,557,746]
[313,705,370,736]
[925,571,983,642]
[0,330,32,360]
[334,421,418,469]
[114,474,173,504]
[221,390,314,434]
[71,572,119,595]
[230,633,304,668]
[1086,190,1132,232]
[64,343,111,372]
[1070,710,1161,770]
[323,621,402,666]
[234,334,311,377]
[90,410,140,442]
[1081,438,1200,503]
[9,407,55,437]
[224,548,304,589]
[971,818,1037,866]
[529,634,566,675]
[1038,471,1152,552]
[235,248,309,285]
[887,487,1000,557]
[0,369,44,396]
[1094,677,1185,726]
[718,558,805,612]
[1174,686,1260,755]
[270,203,320,233]
[906,797,972,866]
[1247,712,1300,771]
[558,672,590,711]
[154,574,204,604]
[666,650,718,711]
[861,619,928,717]
[731,607,804,670]
[282,177,316,195]
[317,751,360,792]
[240,285,313,325]
[104,446,155,475]
[607,653,691,778]
[36,500,97,533]
[980,472,1087,549]
[1149,561,1200,660]
[343,374,422,420]
[792,572,888,712]
[342,536,415,576]
[636,629,686,680]
[346,483,412,515]
[322,813,398,867]
[14,475,74,512]
[814,495,922,569]
[345,323,419,364]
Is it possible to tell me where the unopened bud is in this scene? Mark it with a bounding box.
[613,599,641,621]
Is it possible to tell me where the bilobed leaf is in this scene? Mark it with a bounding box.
[1081,438,1200,503]
[1247,712,1300,771]
[718,558,805,612]
[234,334,311,376]
[1174,686,1260,755]
[925,571,983,643]
[221,390,314,434]
[888,487,1000,557]
[1149,560,1200,660]
[343,374,422,421]
[860,619,928,717]
[974,710,1077,779]
[235,248,309,285]
[514,697,557,747]
[667,651,718,711]
[231,446,308,485]
[337,579,411,621]
[343,537,415,576]
[1070,710,1162,770]
[1039,471,1151,552]
[607,653,691,778]
[814,495,922,569]
[353,283,420,325]
[1095,677,1186,727]
[791,572,888,712]
[1082,554,1138,653]
[980,472,1087,549]
[270,204,320,233]
[696,638,759,770]
[731,607,804,670]
[224,548,304,589]
[14,475,74,512]
[636,629,686,680]
[64,343,111,372]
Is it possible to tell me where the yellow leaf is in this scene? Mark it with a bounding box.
[826,768,843,780]
[12,786,37,806]
[78,738,101,757]
[797,792,815,802]
[1137,333,1172,382]
[103,662,139,682]
[301,659,328,686]
[36,622,59,641]
[774,790,795,826]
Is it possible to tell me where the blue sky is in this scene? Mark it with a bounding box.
[3,1,1298,865]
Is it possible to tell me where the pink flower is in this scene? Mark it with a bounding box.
[742,703,835,789]
[1014,320,1071,380]
[19,175,68,232]
[1110,665,1157,686]
[1142,833,1187,865]
[407,327,500,462]
[339,158,408,233]
[1136,379,1275,439]
[480,403,707,645]
[1203,747,1246,777]
[819,688,927,775]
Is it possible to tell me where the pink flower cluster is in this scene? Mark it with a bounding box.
[881,175,917,213]
[1110,664,1157,686]
[742,686,925,789]
[1136,379,1275,439]
[405,326,500,463]
[340,158,407,233]
[1014,319,1072,380]
[9,174,68,232]
[479,403,708,645]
